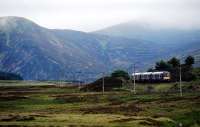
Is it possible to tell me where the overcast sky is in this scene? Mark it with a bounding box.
[0,0,200,32]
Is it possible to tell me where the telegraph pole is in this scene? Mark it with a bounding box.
[133,63,136,94]
[78,71,82,90]
[179,64,183,97]
[78,73,81,90]
[102,72,105,95]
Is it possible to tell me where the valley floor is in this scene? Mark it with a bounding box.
[0,80,200,127]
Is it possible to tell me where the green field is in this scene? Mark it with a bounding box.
[0,80,200,127]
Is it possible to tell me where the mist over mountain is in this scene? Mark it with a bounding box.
[95,21,200,65]
[0,17,199,80]
[94,21,200,44]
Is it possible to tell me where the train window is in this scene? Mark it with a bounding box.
[155,74,159,79]
[151,74,153,79]
[143,75,145,79]
[142,75,145,79]
[147,74,150,79]
[145,75,147,79]
[145,75,148,79]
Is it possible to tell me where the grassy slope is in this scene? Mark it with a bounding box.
[0,80,199,127]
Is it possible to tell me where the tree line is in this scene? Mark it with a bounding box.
[109,56,197,82]
[149,56,195,81]
[0,71,23,80]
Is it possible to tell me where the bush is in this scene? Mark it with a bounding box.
[146,85,155,93]
[111,70,130,80]
[81,76,124,92]
[0,71,23,80]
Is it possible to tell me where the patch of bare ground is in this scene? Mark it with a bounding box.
[0,95,29,101]
[0,125,45,127]
[134,95,200,108]
[0,88,42,96]
[68,125,104,127]
[51,91,124,97]
[0,86,41,91]
[0,113,48,122]
[80,102,142,115]
[51,92,128,104]
[53,94,101,103]
[52,92,122,103]
[111,117,161,126]
[0,125,28,127]
[0,114,35,122]
[0,85,63,95]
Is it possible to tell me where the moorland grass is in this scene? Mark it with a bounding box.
[0,80,199,127]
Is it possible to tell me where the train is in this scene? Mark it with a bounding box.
[132,71,171,82]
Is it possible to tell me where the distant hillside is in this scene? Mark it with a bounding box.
[93,34,168,71]
[0,71,23,80]
[94,21,200,66]
[94,22,200,44]
[0,17,199,81]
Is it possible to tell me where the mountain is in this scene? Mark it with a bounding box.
[94,22,200,44]
[94,21,200,66]
[0,17,199,81]
[92,34,169,71]
[0,17,109,80]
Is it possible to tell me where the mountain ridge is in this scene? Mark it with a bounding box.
[94,21,200,44]
[0,17,199,80]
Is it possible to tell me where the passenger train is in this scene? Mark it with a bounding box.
[132,71,171,82]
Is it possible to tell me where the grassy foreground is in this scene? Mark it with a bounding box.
[0,80,200,127]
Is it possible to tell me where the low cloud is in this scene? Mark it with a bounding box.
[0,0,199,31]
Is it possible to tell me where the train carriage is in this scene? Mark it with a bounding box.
[132,71,170,82]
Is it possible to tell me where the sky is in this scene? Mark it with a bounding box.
[0,0,200,32]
